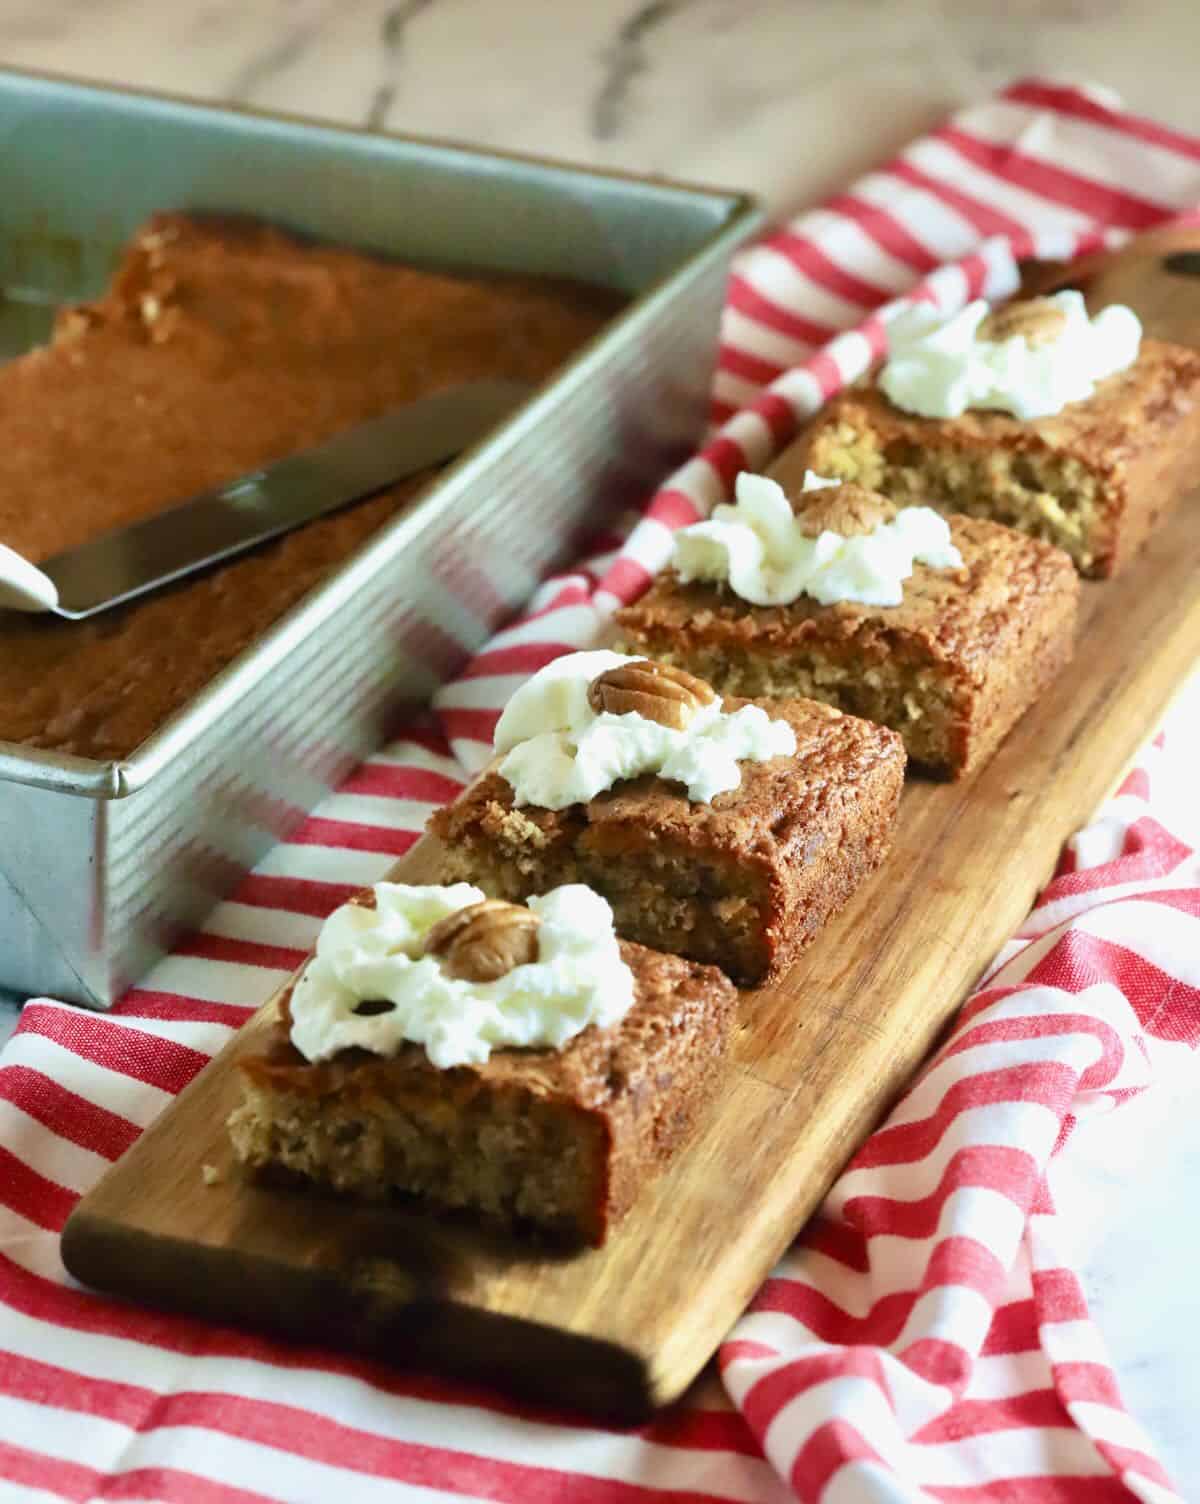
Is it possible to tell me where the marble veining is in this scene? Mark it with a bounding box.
[592,0,685,141]
[0,0,1197,211]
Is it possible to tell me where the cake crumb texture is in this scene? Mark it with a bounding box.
[793,339,1200,577]
[615,512,1079,777]
[229,938,737,1246]
[429,696,905,984]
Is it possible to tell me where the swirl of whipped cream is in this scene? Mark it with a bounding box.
[492,649,796,810]
[289,881,635,1069]
[878,290,1141,421]
[673,472,962,609]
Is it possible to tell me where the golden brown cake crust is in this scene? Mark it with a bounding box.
[613,514,1079,776]
[436,698,900,863]
[428,696,906,984]
[234,936,738,1246]
[245,938,731,1114]
[621,515,1072,679]
[792,337,1200,577]
[0,213,618,759]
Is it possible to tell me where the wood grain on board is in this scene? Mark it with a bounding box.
[62,236,1200,1420]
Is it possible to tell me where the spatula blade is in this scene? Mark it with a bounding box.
[37,377,532,619]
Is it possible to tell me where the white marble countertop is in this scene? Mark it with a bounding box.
[1,0,1198,1494]
[1,0,1198,214]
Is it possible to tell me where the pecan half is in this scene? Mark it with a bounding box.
[793,481,897,538]
[977,298,1068,348]
[423,899,541,982]
[587,659,717,730]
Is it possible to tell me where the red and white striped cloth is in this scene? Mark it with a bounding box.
[3,78,1200,1503]
[722,732,1200,1504]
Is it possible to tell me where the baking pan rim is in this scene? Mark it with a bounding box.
[0,65,761,800]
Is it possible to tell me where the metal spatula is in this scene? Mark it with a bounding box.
[0,377,532,619]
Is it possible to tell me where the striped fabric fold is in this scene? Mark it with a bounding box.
[722,751,1200,1501]
[3,77,1200,1502]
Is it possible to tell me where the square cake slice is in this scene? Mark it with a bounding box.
[229,885,737,1247]
[429,663,905,986]
[794,335,1200,578]
[615,472,1079,778]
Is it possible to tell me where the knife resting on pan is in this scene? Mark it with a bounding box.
[0,377,532,619]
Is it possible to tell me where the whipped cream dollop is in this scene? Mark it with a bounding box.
[673,472,962,609]
[878,290,1142,421]
[289,881,635,1069]
[493,649,795,809]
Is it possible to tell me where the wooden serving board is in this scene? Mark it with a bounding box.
[62,242,1200,1421]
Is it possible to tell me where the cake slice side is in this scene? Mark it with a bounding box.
[230,938,737,1247]
[614,587,968,773]
[432,790,779,983]
[793,338,1200,577]
[430,698,905,984]
[614,515,1080,777]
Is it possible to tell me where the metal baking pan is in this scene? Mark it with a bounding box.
[0,67,762,1007]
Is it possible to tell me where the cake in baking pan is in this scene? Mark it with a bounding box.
[0,212,619,759]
